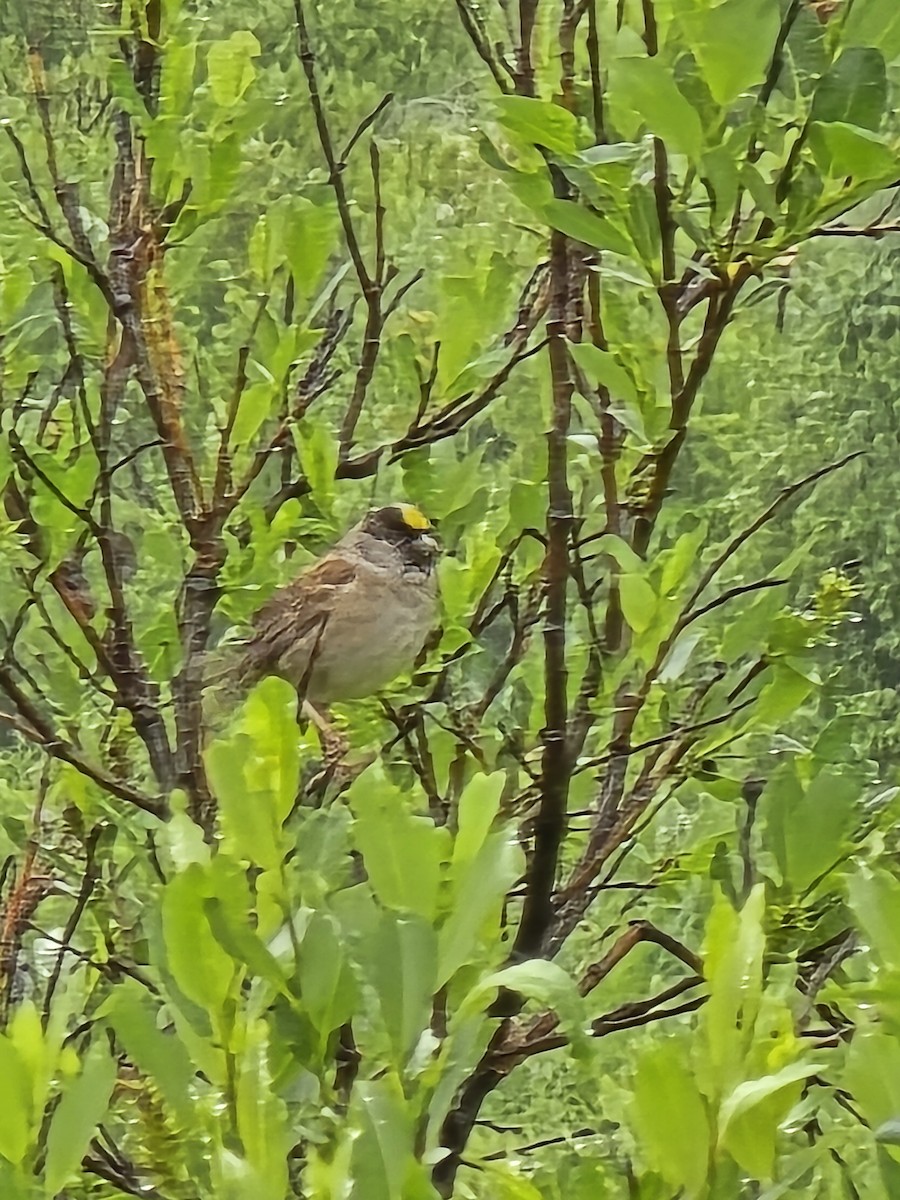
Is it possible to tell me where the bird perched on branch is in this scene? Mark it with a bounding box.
[223,503,440,757]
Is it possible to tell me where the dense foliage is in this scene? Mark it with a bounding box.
[1,0,900,1197]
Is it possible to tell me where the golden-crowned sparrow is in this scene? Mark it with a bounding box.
[235,503,439,706]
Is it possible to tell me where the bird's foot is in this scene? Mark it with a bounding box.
[301,700,350,765]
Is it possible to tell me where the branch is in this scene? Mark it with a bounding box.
[684,450,863,613]
[512,220,574,962]
[0,668,163,818]
[496,976,706,1060]
[340,92,394,162]
[811,223,900,239]
[43,825,103,1026]
[681,575,789,628]
[453,0,513,93]
[294,0,393,460]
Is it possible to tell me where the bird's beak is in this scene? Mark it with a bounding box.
[420,534,439,555]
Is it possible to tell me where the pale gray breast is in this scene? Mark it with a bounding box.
[305,551,438,703]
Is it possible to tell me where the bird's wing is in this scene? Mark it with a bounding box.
[238,555,359,684]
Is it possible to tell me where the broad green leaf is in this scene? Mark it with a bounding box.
[294,418,338,507]
[754,664,813,725]
[107,981,196,1126]
[494,96,581,155]
[540,199,634,256]
[159,35,198,117]
[660,522,708,596]
[701,886,765,1096]
[360,913,437,1065]
[208,677,299,871]
[848,868,900,968]
[811,47,888,132]
[718,1062,821,1180]
[593,533,644,573]
[44,1039,116,1195]
[632,1039,710,1196]
[875,1118,900,1146]
[350,773,449,920]
[271,197,338,300]
[843,0,900,61]
[349,1076,431,1200]
[235,1020,290,1200]
[8,1002,55,1119]
[439,830,522,986]
[846,1026,900,1135]
[611,56,702,159]
[809,121,897,183]
[459,960,588,1057]
[452,771,505,873]
[659,628,703,683]
[298,913,358,1039]
[204,895,287,992]
[161,865,237,1019]
[229,380,280,452]
[764,767,856,893]
[620,573,657,633]
[0,1036,31,1164]
[680,0,781,107]
[570,342,640,406]
[207,31,261,107]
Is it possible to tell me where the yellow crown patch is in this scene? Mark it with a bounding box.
[396,503,431,531]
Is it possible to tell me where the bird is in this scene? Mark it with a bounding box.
[227,503,440,756]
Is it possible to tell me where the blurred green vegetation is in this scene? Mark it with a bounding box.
[1,1,900,1197]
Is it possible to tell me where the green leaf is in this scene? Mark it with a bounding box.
[272,196,338,300]
[230,380,280,452]
[204,895,287,991]
[0,1036,31,1164]
[843,0,900,61]
[540,199,634,255]
[611,56,702,159]
[439,830,522,985]
[350,772,449,920]
[294,418,338,507]
[452,772,505,874]
[208,677,299,871]
[659,629,703,683]
[459,960,588,1057]
[592,533,644,573]
[754,663,813,724]
[660,522,708,596]
[570,342,640,406]
[619,573,657,634]
[718,1062,822,1180]
[363,913,437,1065]
[349,1076,431,1200]
[702,886,765,1095]
[681,0,782,107]
[44,1039,116,1194]
[207,30,261,107]
[632,1039,710,1196]
[811,47,887,132]
[845,1027,900,1129]
[494,96,581,154]
[107,981,196,1126]
[235,1020,290,1200]
[848,868,900,968]
[875,1118,900,1146]
[297,913,357,1040]
[808,122,897,183]
[161,865,237,1019]
[764,767,856,893]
